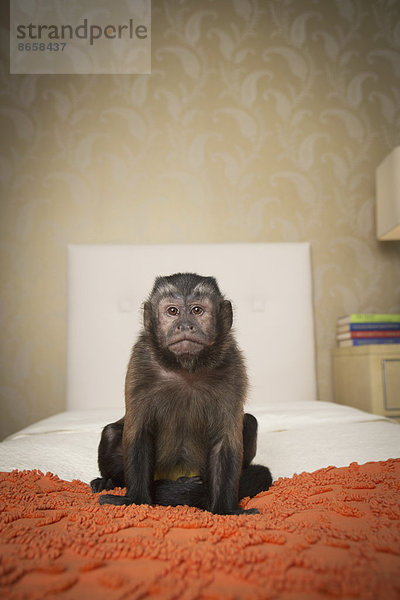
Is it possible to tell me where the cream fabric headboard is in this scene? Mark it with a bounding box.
[67,243,317,411]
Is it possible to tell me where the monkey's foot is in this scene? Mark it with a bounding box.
[99,494,133,506]
[91,477,116,493]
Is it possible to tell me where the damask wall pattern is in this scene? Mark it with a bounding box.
[0,0,400,439]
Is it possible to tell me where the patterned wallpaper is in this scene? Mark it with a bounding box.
[1,0,400,439]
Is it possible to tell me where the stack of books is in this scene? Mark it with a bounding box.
[336,314,400,347]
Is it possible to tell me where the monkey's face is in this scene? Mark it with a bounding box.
[156,296,217,358]
[143,273,234,371]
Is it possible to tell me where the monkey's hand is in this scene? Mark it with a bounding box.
[227,507,259,515]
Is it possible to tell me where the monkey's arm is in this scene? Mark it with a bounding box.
[125,428,155,504]
[100,353,157,507]
[100,428,155,506]
[207,438,258,515]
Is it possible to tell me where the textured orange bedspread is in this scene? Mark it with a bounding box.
[1,459,400,600]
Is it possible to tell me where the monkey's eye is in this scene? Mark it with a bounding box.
[167,306,179,316]
[191,306,204,316]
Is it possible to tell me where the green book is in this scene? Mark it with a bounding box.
[337,314,400,325]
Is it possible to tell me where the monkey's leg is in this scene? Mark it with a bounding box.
[90,419,125,493]
[241,414,273,499]
[238,464,273,500]
[242,413,258,468]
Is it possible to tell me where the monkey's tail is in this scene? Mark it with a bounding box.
[99,467,273,509]
[153,476,207,509]
[154,465,273,508]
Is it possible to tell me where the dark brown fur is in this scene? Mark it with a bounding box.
[91,273,272,515]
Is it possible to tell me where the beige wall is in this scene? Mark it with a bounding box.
[1,0,399,440]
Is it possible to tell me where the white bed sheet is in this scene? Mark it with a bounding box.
[1,402,399,484]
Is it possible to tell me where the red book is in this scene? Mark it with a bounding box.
[337,330,400,340]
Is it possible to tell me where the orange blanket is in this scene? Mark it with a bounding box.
[1,459,400,599]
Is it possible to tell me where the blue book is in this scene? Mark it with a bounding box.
[338,338,400,347]
[337,322,400,332]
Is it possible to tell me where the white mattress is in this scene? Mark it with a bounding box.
[1,402,399,484]
[4,244,397,488]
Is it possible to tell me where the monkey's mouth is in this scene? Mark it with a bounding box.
[168,337,204,355]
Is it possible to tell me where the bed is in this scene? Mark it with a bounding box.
[1,243,399,600]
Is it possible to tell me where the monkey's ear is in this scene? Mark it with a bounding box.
[143,301,153,332]
[220,300,233,332]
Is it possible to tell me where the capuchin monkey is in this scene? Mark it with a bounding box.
[91,273,272,515]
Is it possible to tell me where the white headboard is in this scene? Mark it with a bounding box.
[67,243,316,411]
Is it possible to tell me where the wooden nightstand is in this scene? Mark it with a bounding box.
[333,345,400,420]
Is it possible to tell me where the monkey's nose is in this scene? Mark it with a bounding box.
[176,323,195,332]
